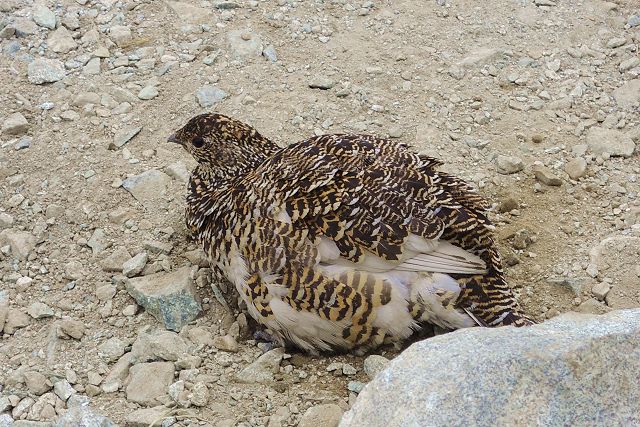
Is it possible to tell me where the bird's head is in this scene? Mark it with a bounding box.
[168,113,277,173]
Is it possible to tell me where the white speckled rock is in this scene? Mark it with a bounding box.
[341,310,640,427]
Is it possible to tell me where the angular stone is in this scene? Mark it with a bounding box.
[299,404,343,427]
[227,29,263,58]
[28,59,65,84]
[308,77,335,90]
[27,302,54,319]
[495,155,524,174]
[457,47,505,68]
[137,86,158,100]
[122,252,148,278]
[13,18,38,37]
[167,1,212,24]
[586,127,635,158]
[125,362,175,406]
[109,126,142,150]
[213,335,239,353]
[130,329,189,363]
[87,228,108,254]
[589,236,640,308]
[100,247,132,272]
[24,371,50,396]
[52,403,115,427]
[0,212,14,229]
[98,337,127,362]
[164,161,190,182]
[564,158,587,180]
[363,355,390,380]
[122,170,171,209]
[342,310,640,427]
[612,79,640,109]
[236,347,285,383]
[3,309,31,334]
[125,267,201,331]
[2,112,29,136]
[82,57,100,75]
[47,27,77,53]
[102,353,132,393]
[195,85,227,108]
[53,380,74,401]
[591,282,611,301]
[124,406,167,427]
[109,25,131,46]
[33,5,56,29]
[532,165,562,186]
[57,319,85,340]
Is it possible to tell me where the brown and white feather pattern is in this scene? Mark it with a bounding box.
[170,113,533,352]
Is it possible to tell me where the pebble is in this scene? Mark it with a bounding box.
[32,5,56,29]
[109,126,143,150]
[122,169,171,209]
[0,213,14,229]
[102,353,132,393]
[2,112,29,136]
[629,15,640,28]
[236,347,285,383]
[0,230,36,259]
[213,334,239,352]
[532,165,562,186]
[342,363,357,376]
[53,380,75,401]
[309,77,335,90]
[83,57,101,75]
[137,86,158,100]
[15,136,32,150]
[564,158,587,180]
[347,381,365,393]
[122,252,148,278]
[100,247,132,272]
[164,161,190,182]
[298,404,344,427]
[48,27,77,53]
[591,282,611,301]
[98,337,127,362]
[612,80,640,109]
[195,85,227,108]
[27,59,66,84]
[190,382,209,407]
[227,29,263,57]
[95,284,116,301]
[53,401,115,426]
[27,302,54,319]
[495,155,524,175]
[24,371,50,396]
[619,58,640,73]
[130,329,189,363]
[124,406,167,427]
[125,362,175,405]
[87,228,108,254]
[363,355,390,380]
[126,266,201,332]
[13,18,38,37]
[4,309,31,334]
[109,25,132,46]
[606,37,626,49]
[263,45,277,62]
[57,319,85,339]
[586,127,635,158]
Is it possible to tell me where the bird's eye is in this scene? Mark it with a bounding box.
[192,137,205,148]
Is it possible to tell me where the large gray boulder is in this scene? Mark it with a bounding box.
[341,310,640,427]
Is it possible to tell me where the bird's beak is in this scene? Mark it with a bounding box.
[167,133,180,144]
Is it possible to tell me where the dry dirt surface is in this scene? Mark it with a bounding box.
[1,0,639,425]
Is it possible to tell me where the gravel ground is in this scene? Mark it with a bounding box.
[0,0,639,425]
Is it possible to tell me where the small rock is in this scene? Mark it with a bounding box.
[82,57,100,75]
[109,25,132,46]
[98,337,127,362]
[32,5,56,29]
[498,198,519,213]
[47,27,77,53]
[87,228,108,254]
[122,170,171,209]
[227,29,263,57]
[236,347,285,383]
[143,240,173,255]
[586,127,635,158]
[2,112,29,136]
[298,404,344,427]
[15,136,32,150]
[363,355,390,380]
[3,309,30,334]
[95,284,116,301]
[125,362,175,406]
[564,158,587,180]
[126,267,202,331]
[124,406,167,427]
[532,165,562,186]
[591,282,611,301]
[13,18,39,37]
[53,380,74,401]
[0,230,35,259]
[612,79,640,109]
[606,37,626,49]
[102,353,132,393]
[122,252,148,278]
[28,59,66,84]
[619,57,640,73]
[164,161,190,182]
[100,247,132,272]
[309,77,335,90]
[190,382,209,407]
[130,329,189,363]
[109,126,142,150]
[57,319,85,339]
[52,402,115,427]
[0,213,14,229]
[27,302,54,319]
[137,86,158,100]
[342,364,357,376]
[262,45,277,62]
[496,155,524,175]
[24,371,51,396]
[213,335,239,352]
[531,134,545,144]
[195,85,227,108]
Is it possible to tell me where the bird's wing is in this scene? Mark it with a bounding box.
[241,134,493,276]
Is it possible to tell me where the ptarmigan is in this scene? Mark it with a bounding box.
[169,113,533,353]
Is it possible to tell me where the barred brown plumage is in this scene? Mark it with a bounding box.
[169,113,534,353]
